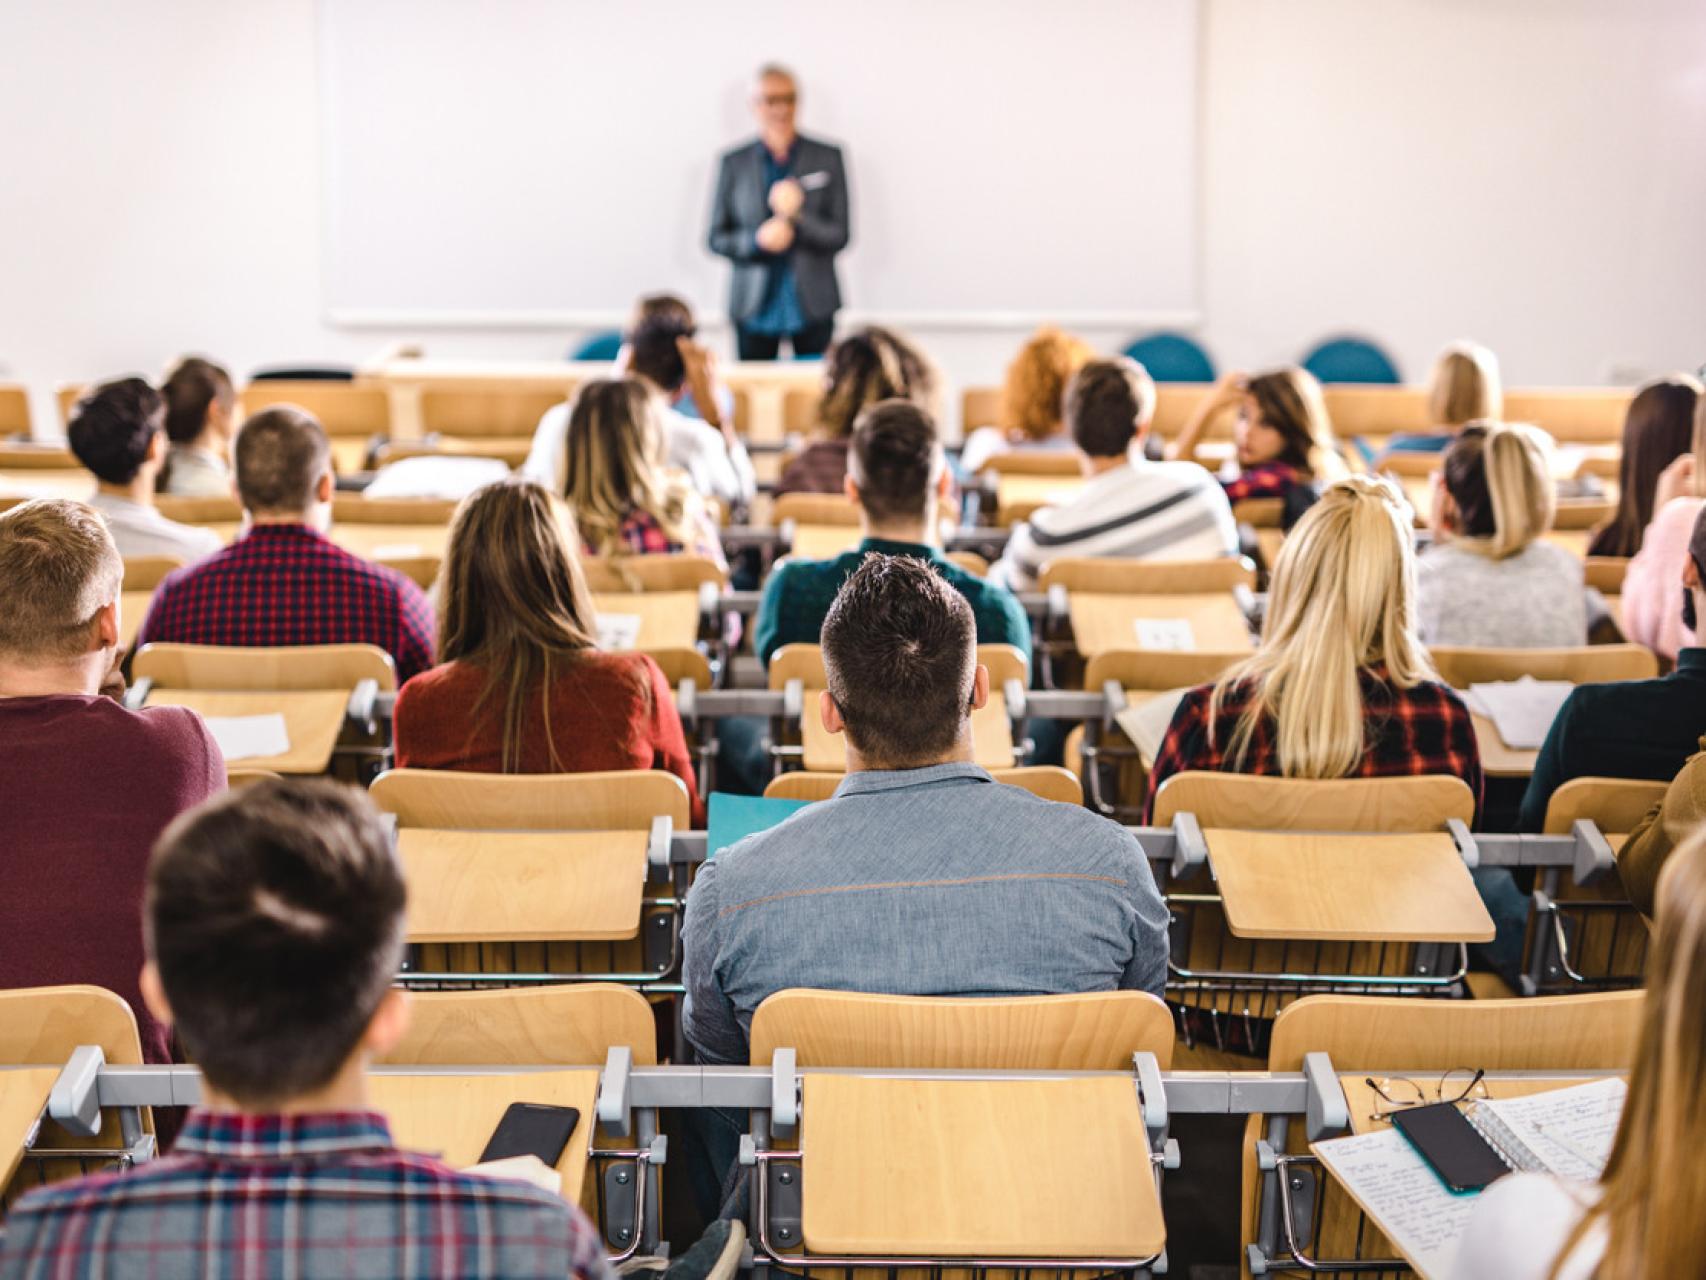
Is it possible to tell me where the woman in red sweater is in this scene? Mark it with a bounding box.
[394,477,703,823]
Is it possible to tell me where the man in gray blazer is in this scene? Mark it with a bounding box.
[707,64,851,360]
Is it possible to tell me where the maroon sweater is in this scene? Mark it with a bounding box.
[0,694,225,1063]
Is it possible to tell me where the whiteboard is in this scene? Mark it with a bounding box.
[318,0,1199,325]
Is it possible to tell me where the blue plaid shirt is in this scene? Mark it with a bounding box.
[0,1110,612,1280]
[745,145,805,335]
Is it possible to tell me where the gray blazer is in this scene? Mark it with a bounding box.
[707,134,850,324]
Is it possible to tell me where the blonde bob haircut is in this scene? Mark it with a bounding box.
[1210,475,1436,779]
[1427,341,1503,428]
[560,377,692,557]
[1440,421,1557,560]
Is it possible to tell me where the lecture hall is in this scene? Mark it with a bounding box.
[2,2,1704,1277]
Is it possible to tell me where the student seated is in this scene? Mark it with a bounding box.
[0,500,223,1064]
[618,293,735,423]
[957,327,1095,476]
[137,406,436,682]
[528,302,754,508]
[1456,829,1706,1279]
[775,326,936,496]
[1617,736,1706,918]
[1417,422,1590,647]
[1620,384,1706,660]
[394,478,702,818]
[158,355,238,498]
[682,553,1169,1066]
[989,356,1239,592]
[553,378,727,569]
[1585,374,1700,559]
[0,779,610,1280]
[1144,475,1483,820]
[1167,365,1343,526]
[65,377,222,562]
[1375,340,1503,459]
[1518,502,1706,831]
[755,399,1031,667]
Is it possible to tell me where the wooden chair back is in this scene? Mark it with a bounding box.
[1150,772,1476,832]
[773,492,860,526]
[0,986,145,1066]
[1552,499,1615,531]
[782,386,821,434]
[0,441,76,469]
[1543,776,1670,837]
[54,384,87,428]
[1319,386,1432,436]
[580,554,726,591]
[240,380,391,437]
[0,383,30,436]
[383,555,441,590]
[1428,643,1658,687]
[226,769,283,788]
[331,493,459,525]
[980,450,1081,478]
[1503,388,1634,443]
[1230,497,1285,528]
[943,550,988,577]
[1039,556,1257,594]
[1083,649,1247,693]
[960,387,1002,432]
[384,987,658,1066]
[370,767,690,831]
[645,647,714,688]
[153,494,242,524]
[420,387,568,438]
[121,556,182,591]
[750,989,1174,1069]
[375,437,533,468]
[764,765,1082,806]
[1583,556,1630,594]
[134,642,398,692]
[767,642,1028,691]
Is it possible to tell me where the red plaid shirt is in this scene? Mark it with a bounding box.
[589,507,727,568]
[1220,460,1299,504]
[136,524,436,683]
[1143,666,1483,821]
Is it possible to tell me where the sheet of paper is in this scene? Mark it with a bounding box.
[1133,617,1196,651]
[1467,677,1574,750]
[1114,689,1189,765]
[203,713,291,762]
[1311,1126,1480,1280]
[363,454,510,499]
[1478,1078,1625,1181]
[595,613,642,652]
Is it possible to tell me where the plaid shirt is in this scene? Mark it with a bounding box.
[0,1110,612,1280]
[591,507,727,569]
[136,524,436,684]
[1143,666,1483,822]
[1219,460,1299,505]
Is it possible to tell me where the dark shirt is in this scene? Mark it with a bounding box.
[755,536,1032,669]
[745,144,803,335]
[0,694,224,1063]
[1518,648,1706,831]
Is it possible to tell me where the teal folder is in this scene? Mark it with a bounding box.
[706,792,811,858]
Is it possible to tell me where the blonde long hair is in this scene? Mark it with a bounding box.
[1550,832,1706,1278]
[561,377,692,556]
[1440,421,1556,559]
[1210,476,1436,778]
[1427,341,1503,427]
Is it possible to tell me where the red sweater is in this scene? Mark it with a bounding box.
[393,652,703,824]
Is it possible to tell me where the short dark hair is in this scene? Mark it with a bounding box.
[821,553,975,767]
[161,356,235,445]
[67,377,162,485]
[628,312,695,395]
[848,400,941,525]
[145,778,405,1106]
[1066,357,1157,458]
[234,405,331,515]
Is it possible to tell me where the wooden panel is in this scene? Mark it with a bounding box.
[996,474,1079,525]
[1543,776,1670,836]
[241,381,391,437]
[1583,556,1630,594]
[370,767,690,831]
[751,990,1173,1070]
[1149,384,1213,438]
[0,986,144,1065]
[387,987,657,1067]
[800,1074,1163,1258]
[332,494,458,525]
[960,386,1003,431]
[328,521,451,567]
[0,384,30,436]
[1069,593,1253,657]
[153,495,242,524]
[1206,830,1494,942]
[1319,386,1432,436]
[421,388,567,438]
[1430,644,1657,686]
[582,554,725,592]
[775,492,860,525]
[591,591,699,650]
[1151,773,1475,832]
[789,522,860,560]
[782,386,821,434]
[377,435,533,467]
[371,1069,597,1199]
[765,765,1082,806]
[0,443,76,469]
[0,472,90,507]
[134,642,396,692]
[148,689,349,774]
[801,690,1013,771]
[1041,556,1257,594]
[399,829,647,942]
[121,556,182,590]
[770,643,1025,690]
[1083,649,1246,692]
[1503,388,1633,443]
[0,1070,63,1188]
[119,591,152,651]
[980,450,1082,478]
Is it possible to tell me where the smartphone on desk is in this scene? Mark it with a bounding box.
[479,1103,581,1168]
[1391,1102,1509,1193]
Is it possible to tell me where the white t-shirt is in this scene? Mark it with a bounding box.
[523,399,755,506]
[86,492,223,564]
[1455,1173,1603,1280]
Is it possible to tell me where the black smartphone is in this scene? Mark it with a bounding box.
[1391,1102,1509,1193]
[478,1103,581,1167]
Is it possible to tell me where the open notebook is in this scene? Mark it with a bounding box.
[1310,1078,1624,1279]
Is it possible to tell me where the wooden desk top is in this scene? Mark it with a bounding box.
[1339,1073,1621,1136]
[365,358,825,389]
[398,829,647,942]
[1205,829,1495,943]
[0,470,91,502]
[330,522,452,563]
[791,523,861,561]
[147,689,349,774]
[590,591,700,651]
[800,1073,1163,1258]
[372,1068,598,1202]
[1070,593,1253,658]
[800,690,1014,772]
[0,1068,59,1189]
[1470,711,1541,779]
[996,475,1080,525]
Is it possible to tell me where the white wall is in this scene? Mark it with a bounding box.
[2,0,1704,440]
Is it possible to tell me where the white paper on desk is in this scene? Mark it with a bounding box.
[1133,617,1196,651]
[465,1154,563,1196]
[203,713,290,762]
[596,614,642,652]
[1472,1078,1625,1181]
[1114,689,1189,765]
[369,543,424,559]
[363,455,510,500]
[1311,1127,1480,1280]
[1467,678,1574,750]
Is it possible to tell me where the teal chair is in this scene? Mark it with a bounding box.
[567,330,623,362]
[1301,336,1401,385]
[1122,332,1215,383]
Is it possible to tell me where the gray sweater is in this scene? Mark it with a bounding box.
[1416,539,1588,648]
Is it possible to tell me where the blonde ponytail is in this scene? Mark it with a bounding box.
[1442,421,1555,560]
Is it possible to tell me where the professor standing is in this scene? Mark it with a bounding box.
[707,64,851,360]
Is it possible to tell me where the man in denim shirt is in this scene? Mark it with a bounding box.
[682,554,1170,1067]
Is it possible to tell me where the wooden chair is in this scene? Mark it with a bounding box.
[133,642,396,691]
[781,386,821,434]
[1150,772,1475,832]
[0,383,30,437]
[373,435,533,469]
[1502,388,1633,443]
[773,492,860,526]
[1318,386,1432,438]
[959,386,1002,432]
[370,767,688,831]
[1583,556,1630,595]
[0,441,76,469]
[331,493,459,525]
[384,986,658,1067]
[1039,556,1257,595]
[120,556,181,591]
[1040,558,1257,679]
[240,380,390,438]
[152,494,242,525]
[980,449,1081,478]
[1244,992,1640,1275]
[1428,643,1658,687]
[764,765,1082,806]
[225,768,282,788]
[54,384,87,428]
[581,553,726,592]
[420,387,566,438]
[943,549,988,577]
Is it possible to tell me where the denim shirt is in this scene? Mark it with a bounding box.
[681,762,1171,1065]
